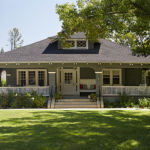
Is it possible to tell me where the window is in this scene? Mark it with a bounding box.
[17,69,47,86]
[18,71,26,86]
[112,70,120,84]
[38,71,45,86]
[29,71,36,85]
[103,70,110,85]
[103,69,121,85]
[66,41,75,47]
[64,40,88,49]
[65,73,73,84]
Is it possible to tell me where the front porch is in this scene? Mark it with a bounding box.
[0,63,150,102]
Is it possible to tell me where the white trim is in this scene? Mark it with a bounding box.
[95,72,103,74]
[102,69,122,86]
[17,69,47,86]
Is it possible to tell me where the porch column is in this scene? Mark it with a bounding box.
[95,70,104,108]
[48,72,56,98]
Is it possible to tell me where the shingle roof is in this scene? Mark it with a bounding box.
[0,33,150,63]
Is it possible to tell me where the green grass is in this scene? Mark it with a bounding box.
[0,110,150,150]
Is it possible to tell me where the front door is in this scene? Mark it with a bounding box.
[63,69,77,95]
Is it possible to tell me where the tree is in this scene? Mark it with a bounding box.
[0,48,4,54]
[56,0,150,56]
[9,28,23,50]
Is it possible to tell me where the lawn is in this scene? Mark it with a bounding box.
[0,110,150,150]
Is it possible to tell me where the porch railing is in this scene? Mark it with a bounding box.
[102,86,150,96]
[0,86,49,96]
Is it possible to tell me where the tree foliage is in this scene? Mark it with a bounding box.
[9,28,23,50]
[56,0,150,56]
[0,48,4,54]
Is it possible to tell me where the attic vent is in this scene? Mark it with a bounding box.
[77,41,86,48]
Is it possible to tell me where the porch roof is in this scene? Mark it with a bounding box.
[0,32,150,63]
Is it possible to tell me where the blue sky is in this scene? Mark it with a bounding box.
[0,0,76,51]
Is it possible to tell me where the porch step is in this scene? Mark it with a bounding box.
[54,99,98,108]
[55,104,98,108]
[57,99,90,102]
[56,101,97,105]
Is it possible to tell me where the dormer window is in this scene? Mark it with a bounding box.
[66,40,75,48]
[64,40,88,49]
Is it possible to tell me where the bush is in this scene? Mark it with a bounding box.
[125,97,135,108]
[33,95,46,108]
[54,93,62,100]
[0,94,9,108]
[104,100,113,108]
[11,93,33,108]
[90,93,97,101]
[138,97,150,108]
[0,91,47,108]
[118,92,130,107]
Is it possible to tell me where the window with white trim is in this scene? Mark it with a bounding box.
[17,69,47,86]
[18,71,26,86]
[103,69,122,85]
[64,40,88,49]
[38,71,45,86]
[29,71,36,85]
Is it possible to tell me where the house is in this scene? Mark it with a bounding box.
[0,32,150,107]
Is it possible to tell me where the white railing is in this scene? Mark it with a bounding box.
[0,86,49,96]
[102,86,150,96]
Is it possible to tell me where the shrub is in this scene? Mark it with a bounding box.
[33,95,46,108]
[0,91,47,109]
[104,100,113,108]
[11,93,33,108]
[118,92,130,107]
[31,92,46,108]
[90,93,97,101]
[54,93,62,100]
[125,97,135,108]
[138,97,150,108]
[7,92,16,107]
[0,94,9,108]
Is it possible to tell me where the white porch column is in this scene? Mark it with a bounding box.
[95,70,104,108]
[48,72,56,98]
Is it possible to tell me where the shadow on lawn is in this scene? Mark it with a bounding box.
[0,110,150,150]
